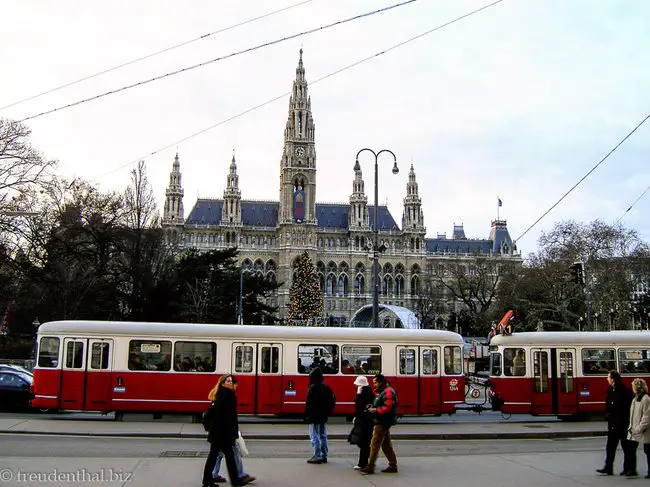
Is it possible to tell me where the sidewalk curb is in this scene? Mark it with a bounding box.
[0,430,606,440]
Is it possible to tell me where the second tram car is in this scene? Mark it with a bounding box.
[31,321,466,416]
[488,331,650,416]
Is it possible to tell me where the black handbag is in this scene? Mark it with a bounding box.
[348,424,363,445]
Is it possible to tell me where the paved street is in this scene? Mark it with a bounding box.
[0,435,640,487]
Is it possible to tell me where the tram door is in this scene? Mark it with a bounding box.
[531,348,552,415]
[395,347,418,415]
[554,348,577,415]
[419,347,441,415]
[84,339,113,411]
[256,344,283,415]
[60,338,87,410]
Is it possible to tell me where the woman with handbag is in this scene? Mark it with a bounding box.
[351,376,375,470]
[626,378,650,478]
[202,375,250,487]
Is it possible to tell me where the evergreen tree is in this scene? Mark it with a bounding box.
[288,251,323,324]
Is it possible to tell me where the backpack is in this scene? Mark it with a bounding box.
[202,402,215,432]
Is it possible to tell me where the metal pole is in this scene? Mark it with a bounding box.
[354,148,398,329]
[238,268,244,325]
[373,157,379,329]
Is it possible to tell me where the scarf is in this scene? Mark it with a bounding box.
[636,390,647,402]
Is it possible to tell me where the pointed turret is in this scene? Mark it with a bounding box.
[402,163,425,232]
[222,149,242,227]
[278,49,317,225]
[163,152,184,225]
[348,161,369,230]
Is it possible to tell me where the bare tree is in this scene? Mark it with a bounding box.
[0,119,56,210]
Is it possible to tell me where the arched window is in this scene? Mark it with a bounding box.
[326,275,335,296]
[396,275,404,297]
[355,274,365,294]
[338,275,348,297]
[411,275,420,295]
[383,275,393,296]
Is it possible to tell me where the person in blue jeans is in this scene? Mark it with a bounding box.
[212,434,255,484]
[304,366,336,464]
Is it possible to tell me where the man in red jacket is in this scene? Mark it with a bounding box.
[360,374,398,474]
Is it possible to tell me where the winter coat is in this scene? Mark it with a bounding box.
[628,392,650,444]
[372,382,398,429]
[354,385,376,443]
[305,367,335,424]
[206,386,239,447]
[606,382,633,437]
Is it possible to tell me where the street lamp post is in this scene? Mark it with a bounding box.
[238,267,248,325]
[354,148,399,328]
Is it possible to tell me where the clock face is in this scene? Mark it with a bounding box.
[295,147,305,157]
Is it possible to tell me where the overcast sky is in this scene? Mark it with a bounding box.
[2,0,649,254]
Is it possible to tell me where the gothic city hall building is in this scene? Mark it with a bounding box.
[162,50,521,325]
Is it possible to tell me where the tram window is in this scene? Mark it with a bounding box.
[490,352,502,376]
[398,348,416,375]
[174,341,216,372]
[128,340,172,371]
[422,349,438,375]
[444,346,462,375]
[261,346,279,373]
[582,349,616,375]
[342,346,382,375]
[38,337,60,368]
[559,351,574,393]
[234,346,254,373]
[503,348,526,376]
[533,351,549,392]
[298,345,339,374]
[618,349,650,374]
[65,341,84,369]
[90,342,110,370]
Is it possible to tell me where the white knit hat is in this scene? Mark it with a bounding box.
[353,376,369,387]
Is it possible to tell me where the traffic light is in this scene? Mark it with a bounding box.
[569,262,585,286]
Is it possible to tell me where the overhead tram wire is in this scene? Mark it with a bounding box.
[0,0,315,112]
[100,0,505,178]
[616,185,650,223]
[515,112,650,243]
[17,0,418,123]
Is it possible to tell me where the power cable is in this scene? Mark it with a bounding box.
[0,0,314,112]
[99,0,504,178]
[17,0,418,123]
[515,112,650,242]
[616,184,650,223]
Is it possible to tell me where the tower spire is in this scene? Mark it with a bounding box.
[402,163,425,236]
[163,152,184,225]
[349,162,369,230]
[279,49,317,225]
[222,149,242,227]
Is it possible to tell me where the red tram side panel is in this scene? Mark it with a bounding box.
[488,331,650,417]
[31,320,466,417]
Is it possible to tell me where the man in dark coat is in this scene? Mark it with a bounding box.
[203,375,248,487]
[305,366,335,464]
[597,370,634,475]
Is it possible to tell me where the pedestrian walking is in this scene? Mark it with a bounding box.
[202,375,250,487]
[360,374,398,475]
[304,366,336,464]
[597,370,634,476]
[626,378,650,478]
[351,376,375,470]
[212,417,256,484]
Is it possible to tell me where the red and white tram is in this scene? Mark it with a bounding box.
[488,331,650,416]
[32,321,466,416]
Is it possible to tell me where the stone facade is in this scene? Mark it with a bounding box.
[162,50,521,324]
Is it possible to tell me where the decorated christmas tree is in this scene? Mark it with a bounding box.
[287,251,323,324]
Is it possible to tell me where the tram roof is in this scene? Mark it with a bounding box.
[491,331,650,347]
[38,321,464,344]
